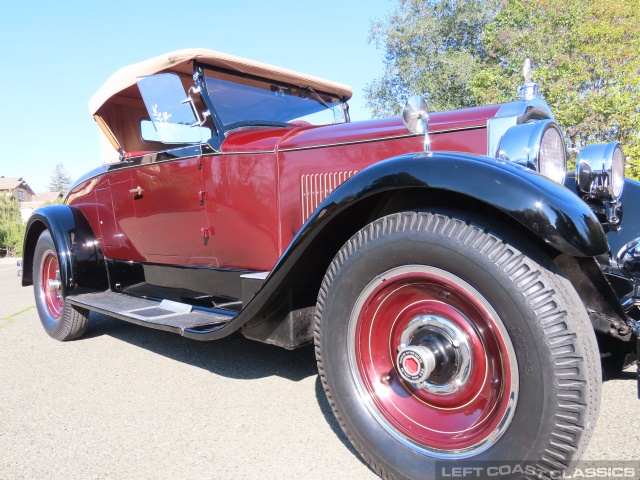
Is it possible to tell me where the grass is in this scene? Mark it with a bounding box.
[0,305,35,330]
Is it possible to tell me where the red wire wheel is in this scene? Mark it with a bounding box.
[40,250,63,319]
[348,265,518,457]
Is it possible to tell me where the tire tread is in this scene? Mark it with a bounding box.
[34,230,89,342]
[314,211,601,480]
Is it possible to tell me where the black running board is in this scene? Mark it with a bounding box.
[67,291,236,335]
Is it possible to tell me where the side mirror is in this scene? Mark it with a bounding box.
[402,95,430,154]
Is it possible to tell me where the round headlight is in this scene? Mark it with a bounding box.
[612,144,624,199]
[576,142,625,201]
[539,125,566,185]
[497,119,567,184]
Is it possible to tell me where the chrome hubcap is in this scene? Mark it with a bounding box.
[397,345,437,384]
[397,315,472,395]
[47,276,61,293]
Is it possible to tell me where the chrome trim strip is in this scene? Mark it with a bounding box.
[240,271,270,280]
[125,149,277,159]
[217,150,275,155]
[115,124,486,161]
[432,124,486,134]
[281,133,417,152]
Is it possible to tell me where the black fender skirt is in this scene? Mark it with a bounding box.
[21,205,107,295]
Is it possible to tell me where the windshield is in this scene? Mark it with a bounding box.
[203,69,347,128]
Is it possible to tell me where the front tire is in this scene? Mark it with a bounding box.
[33,230,89,341]
[314,212,600,479]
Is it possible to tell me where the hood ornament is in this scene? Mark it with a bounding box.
[518,58,540,101]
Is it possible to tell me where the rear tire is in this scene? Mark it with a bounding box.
[314,211,601,479]
[33,230,89,341]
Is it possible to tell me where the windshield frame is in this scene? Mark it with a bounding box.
[193,61,350,142]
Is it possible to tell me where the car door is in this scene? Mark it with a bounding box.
[201,150,279,271]
[131,73,218,266]
[132,151,217,266]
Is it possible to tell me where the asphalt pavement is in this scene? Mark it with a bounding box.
[1,256,639,480]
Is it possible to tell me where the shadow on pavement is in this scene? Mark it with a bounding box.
[314,376,363,460]
[602,369,637,382]
[82,311,365,462]
[83,312,318,382]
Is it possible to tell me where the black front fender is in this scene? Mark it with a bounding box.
[22,205,107,295]
[312,152,608,258]
[198,152,610,343]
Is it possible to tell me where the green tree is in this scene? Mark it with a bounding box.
[474,0,640,179]
[43,196,64,206]
[48,163,72,194]
[365,0,500,117]
[367,0,640,179]
[0,195,25,257]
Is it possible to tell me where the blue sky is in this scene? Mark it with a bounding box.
[0,0,395,192]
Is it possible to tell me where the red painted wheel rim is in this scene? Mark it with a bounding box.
[41,250,63,319]
[349,266,518,457]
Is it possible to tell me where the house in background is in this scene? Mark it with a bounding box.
[20,192,65,221]
[0,176,35,202]
[0,176,64,222]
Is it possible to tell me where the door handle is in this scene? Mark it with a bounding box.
[129,186,143,196]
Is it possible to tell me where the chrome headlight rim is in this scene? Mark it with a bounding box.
[538,122,567,185]
[576,142,625,201]
[497,119,567,184]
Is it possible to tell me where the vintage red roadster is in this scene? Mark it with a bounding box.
[22,49,640,479]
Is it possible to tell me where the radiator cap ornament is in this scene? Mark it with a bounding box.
[518,58,540,101]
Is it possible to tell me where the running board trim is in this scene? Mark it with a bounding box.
[67,291,236,335]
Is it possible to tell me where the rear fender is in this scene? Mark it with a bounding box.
[22,205,107,295]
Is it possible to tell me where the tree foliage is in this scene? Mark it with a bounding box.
[48,163,72,194]
[0,195,25,257]
[43,196,64,206]
[365,0,500,117]
[475,0,640,178]
[367,0,640,179]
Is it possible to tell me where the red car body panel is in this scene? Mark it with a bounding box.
[69,169,146,264]
[132,157,216,266]
[202,152,280,270]
[276,106,499,151]
[66,106,498,270]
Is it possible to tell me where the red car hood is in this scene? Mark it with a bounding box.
[220,104,502,153]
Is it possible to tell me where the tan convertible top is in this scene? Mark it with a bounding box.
[89,48,353,115]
